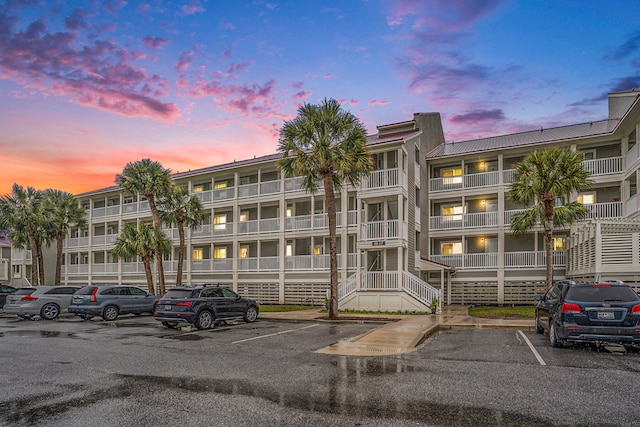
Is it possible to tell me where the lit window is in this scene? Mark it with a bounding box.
[193,185,204,193]
[214,214,227,230]
[286,207,292,217]
[214,182,227,189]
[192,249,203,261]
[553,237,565,251]
[442,205,463,220]
[577,193,595,204]
[442,168,462,185]
[286,244,293,257]
[441,242,462,255]
[239,247,249,258]
[213,248,227,259]
[239,212,249,222]
[314,246,323,255]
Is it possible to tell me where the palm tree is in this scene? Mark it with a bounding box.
[115,159,173,295]
[0,184,45,286]
[111,223,170,295]
[277,98,372,319]
[158,185,206,286]
[508,147,592,289]
[43,189,87,285]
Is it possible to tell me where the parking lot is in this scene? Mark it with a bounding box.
[1,313,639,426]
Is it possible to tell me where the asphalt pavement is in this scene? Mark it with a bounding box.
[261,305,535,356]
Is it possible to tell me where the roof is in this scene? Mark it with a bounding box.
[426,119,621,159]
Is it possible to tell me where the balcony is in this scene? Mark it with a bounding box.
[360,168,401,191]
[504,251,566,267]
[430,251,565,269]
[11,249,32,264]
[583,202,623,219]
[67,236,89,248]
[581,157,622,176]
[430,171,499,193]
[429,253,498,269]
[92,234,118,246]
[91,205,120,219]
[361,220,399,240]
[430,212,497,230]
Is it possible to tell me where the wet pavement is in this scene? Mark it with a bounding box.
[261,306,535,356]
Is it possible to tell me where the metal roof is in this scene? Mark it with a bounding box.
[426,119,621,159]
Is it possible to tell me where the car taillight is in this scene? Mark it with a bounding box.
[594,283,611,287]
[561,303,581,314]
[631,304,640,314]
[21,295,38,301]
[176,301,194,307]
[90,287,98,302]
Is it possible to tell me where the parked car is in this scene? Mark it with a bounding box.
[4,286,80,320]
[154,284,259,329]
[0,284,18,308]
[68,285,160,321]
[535,280,640,347]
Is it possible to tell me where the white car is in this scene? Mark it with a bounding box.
[4,286,81,320]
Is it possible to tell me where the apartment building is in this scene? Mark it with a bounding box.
[5,89,640,307]
[59,113,445,311]
[425,88,640,304]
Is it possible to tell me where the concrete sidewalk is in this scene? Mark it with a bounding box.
[261,306,535,356]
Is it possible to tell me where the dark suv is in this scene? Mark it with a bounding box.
[535,281,640,347]
[69,285,159,321]
[154,285,259,329]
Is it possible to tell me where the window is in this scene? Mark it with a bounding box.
[239,246,249,258]
[214,214,227,230]
[286,242,293,257]
[442,167,462,185]
[577,193,595,204]
[213,247,227,259]
[313,246,323,255]
[239,211,249,222]
[554,197,565,207]
[553,237,565,251]
[286,206,292,217]
[581,150,595,161]
[441,242,462,255]
[442,205,463,220]
[193,185,204,193]
[214,181,227,189]
[192,248,203,261]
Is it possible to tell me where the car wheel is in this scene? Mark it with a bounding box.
[102,305,119,321]
[40,303,61,320]
[243,306,258,323]
[535,313,544,334]
[549,321,563,348]
[162,321,179,329]
[195,310,213,329]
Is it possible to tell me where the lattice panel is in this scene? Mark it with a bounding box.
[284,282,329,305]
[449,281,498,304]
[236,283,279,304]
[601,234,633,264]
[503,281,546,305]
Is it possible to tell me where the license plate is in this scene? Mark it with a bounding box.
[164,305,172,310]
[597,311,614,320]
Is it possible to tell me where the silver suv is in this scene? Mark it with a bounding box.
[4,285,80,320]
[68,285,160,321]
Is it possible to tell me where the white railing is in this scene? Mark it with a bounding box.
[361,220,399,240]
[361,168,399,190]
[504,209,528,225]
[122,202,137,214]
[237,220,259,235]
[338,274,357,300]
[503,169,515,184]
[582,156,622,175]
[66,264,89,275]
[92,234,118,246]
[285,215,312,231]
[259,256,279,271]
[284,176,304,192]
[584,202,623,219]
[285,255,312,270]
[347,253,357,269]
[122,262,145,273]
[67,236,89,248]
[238,183,259,198]
[403,272,440,308]
[212,223,233,236]
[238,258,259,271]
[194,190,213,204]
[430,216,463,230]
[260,180,280,195]
[361,271,398,290]
[260,218,280,233]
[213,187,234,201]
[191,224,212,238]
[430,170,499,192]
[11,249,32,263]
[430,212,497,230]
[192,260,212,271]
[313,213,328,228]
[429,253,496,269]
[212,258,233,271]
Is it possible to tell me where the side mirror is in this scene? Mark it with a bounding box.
[533,295,542,302]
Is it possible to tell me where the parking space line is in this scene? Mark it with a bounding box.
[517,330,546,366]
[232,324,319,344]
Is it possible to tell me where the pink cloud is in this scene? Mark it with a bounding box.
[142,36,169,50]
[180,1,205,15]
[369,99,389,106]
[175,49,196,72]
[0,10,179,122]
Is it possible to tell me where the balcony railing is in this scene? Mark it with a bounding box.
[430,171,499,193]
[582,157,623,175]
[430,212,497,230]
[504,250,566,267]
[361,271,398,290]
[360,168,399,190]
[430,251,565,269]
[584,202,623,219]
[238,183,259,198]
[361,220,399,240]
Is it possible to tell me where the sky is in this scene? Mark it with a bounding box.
[1,0,640,195]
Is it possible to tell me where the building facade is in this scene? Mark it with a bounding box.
[4,89,640,307]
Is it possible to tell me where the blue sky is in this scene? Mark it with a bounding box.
[1,0,639,194]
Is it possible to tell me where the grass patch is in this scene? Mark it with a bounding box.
[468,305,536,319]
[259,305,317,312]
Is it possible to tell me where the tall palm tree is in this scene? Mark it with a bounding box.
[115,159,173,295]
[277,98,372,319]
[508,147,592,289]
[0,184,45,286]
[158,185,206,286]
[43,189,87,285]
[111,223,170,295]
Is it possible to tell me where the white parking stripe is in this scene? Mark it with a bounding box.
[518,330,546,366]
[232,324,319,344]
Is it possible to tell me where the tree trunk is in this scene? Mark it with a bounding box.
[36,240,45,286]
[55,230,64,285]
[26,227,39,286]
[142,255,155,295]
[176,220,185,287]
[544,203,554,289]
[324,174,339,320]
[147,195,166,295]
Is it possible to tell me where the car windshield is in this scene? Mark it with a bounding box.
[14,288,36,295]
[566,285,640,303]
[163,289,195,299]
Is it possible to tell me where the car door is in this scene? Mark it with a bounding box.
[538,284,561,328]
[203,287,231,318]
[127,286,151,312]
[220,287,245,317]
